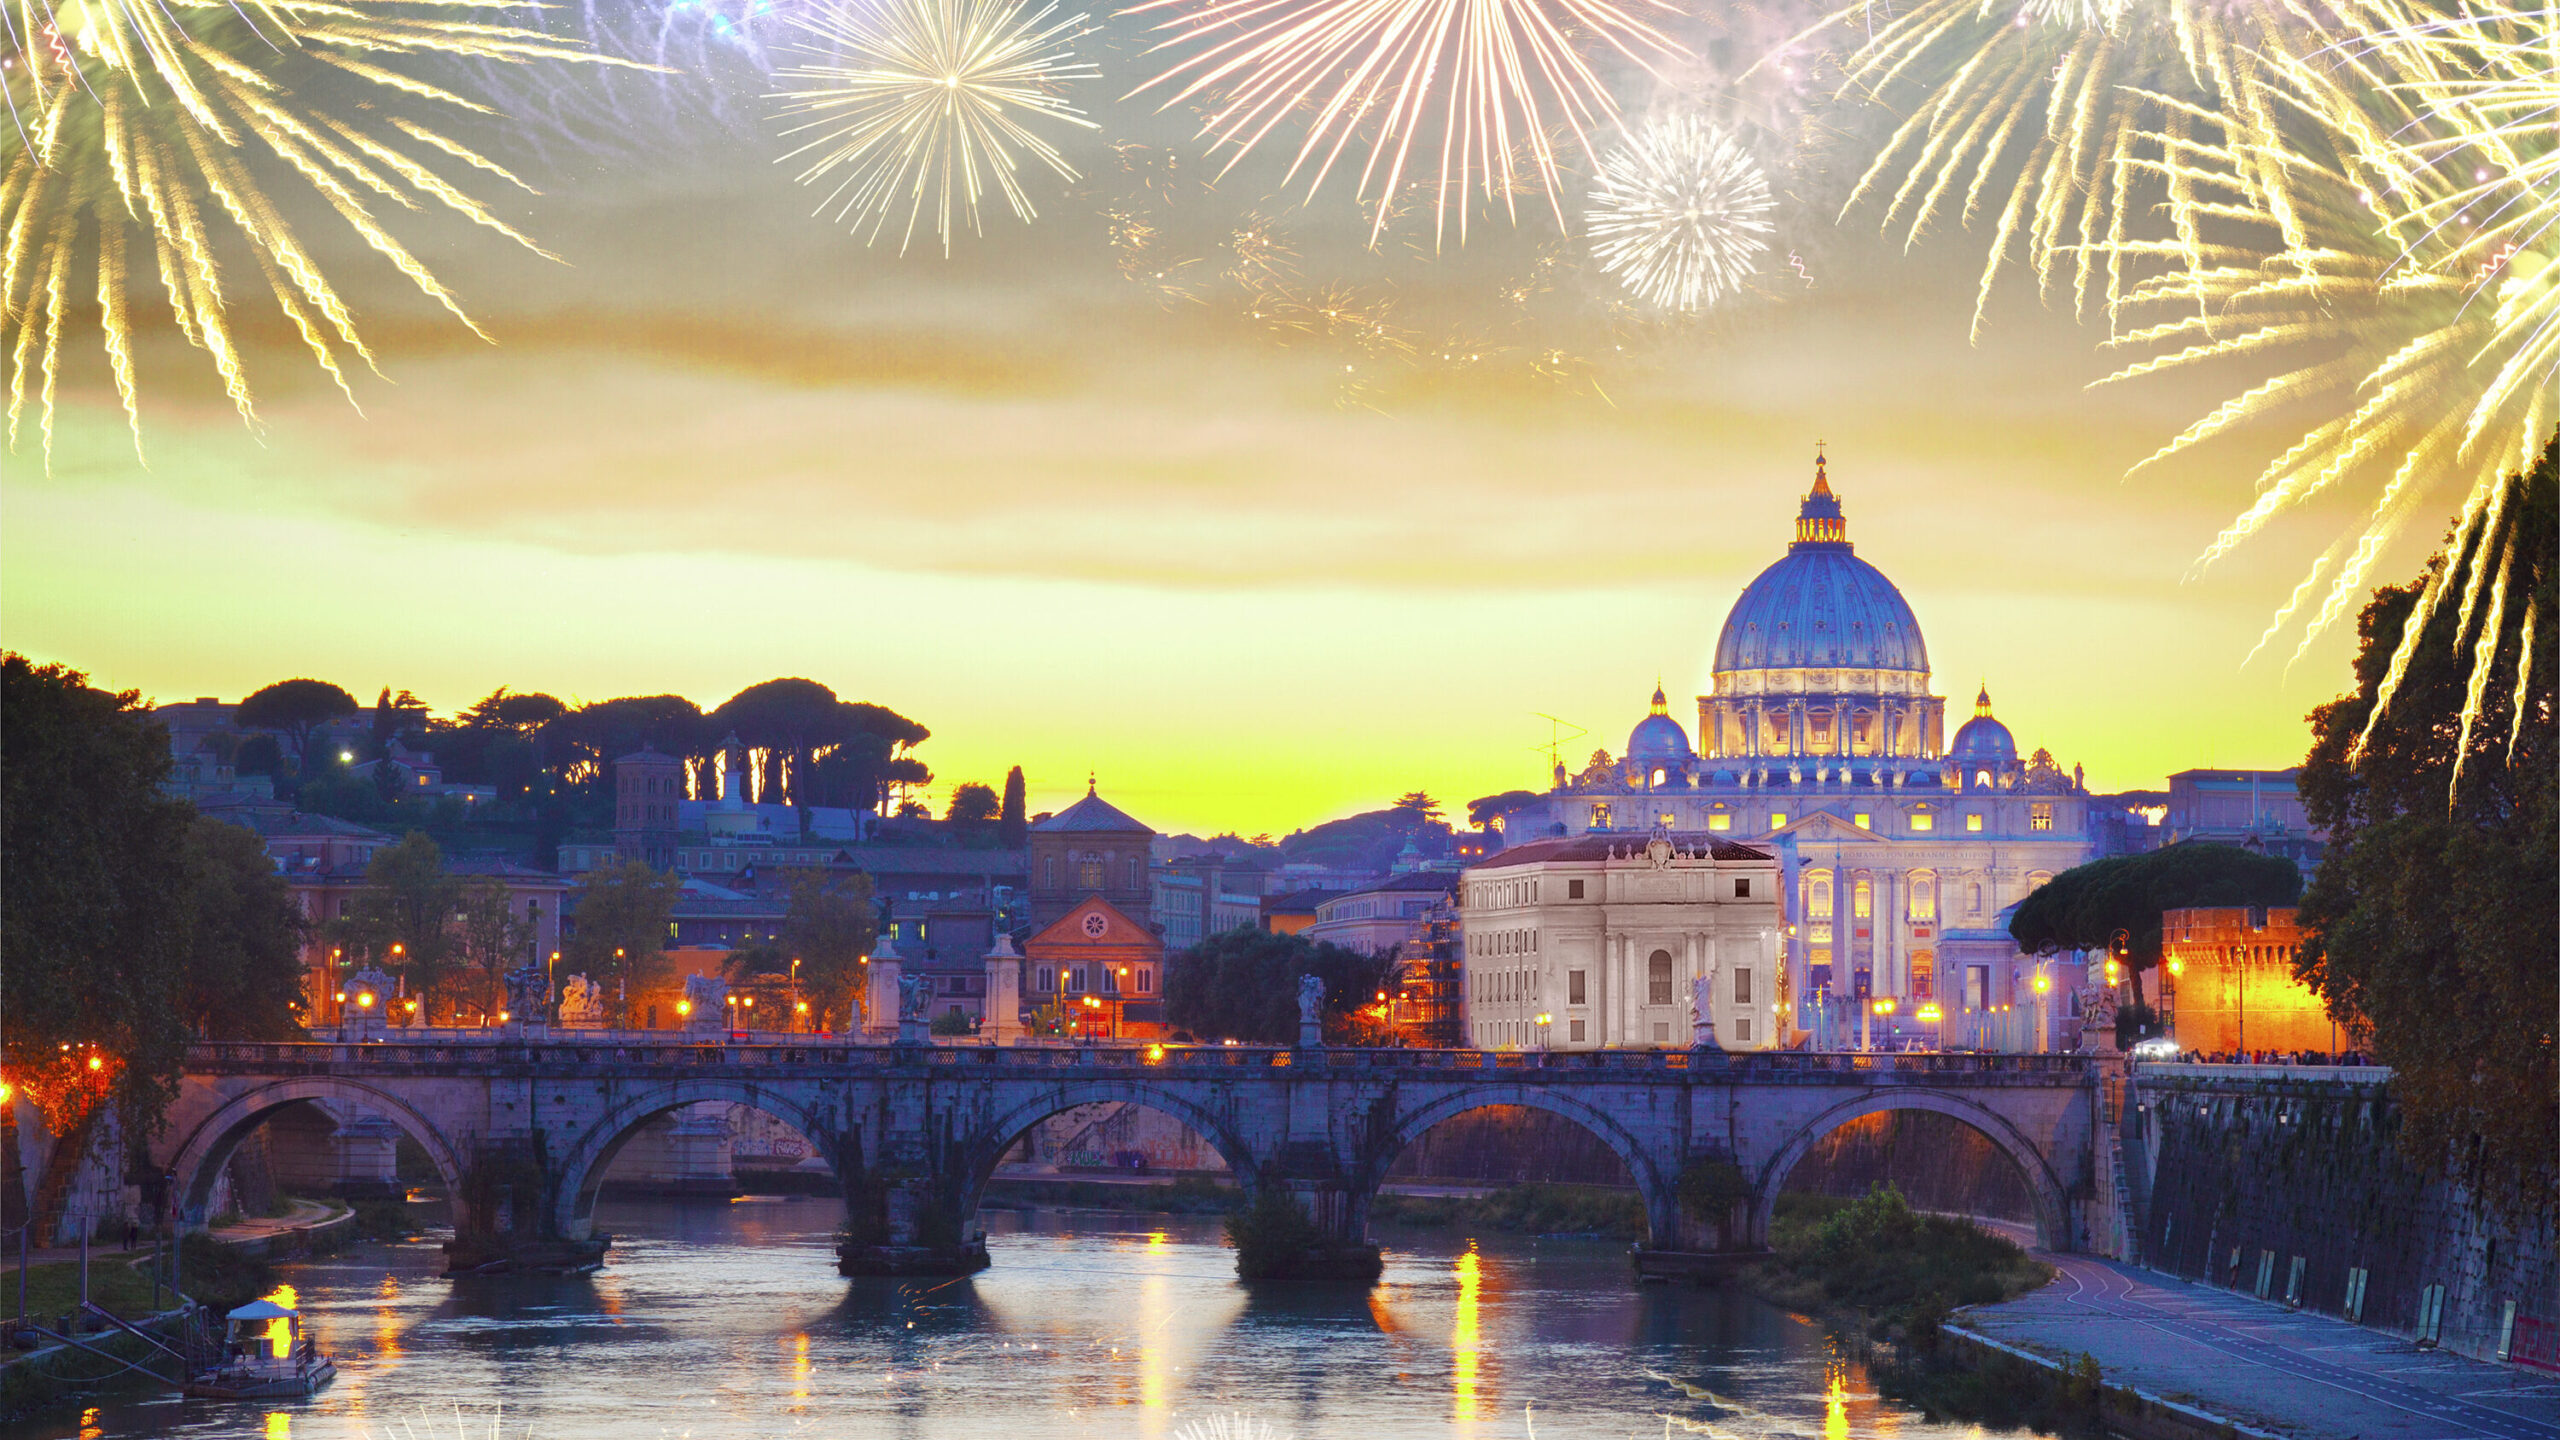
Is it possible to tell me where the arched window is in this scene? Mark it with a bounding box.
[1647,950,1674,1005]
[1125,857,1141,889]
[1808,873,1834,919]
[1969,883,1984,914]
[1078,857,1105,889]
[1043,855,1059,888]
[1908,870,1937,921]
[1975,770,1991,788]
[1853,878,1872,920]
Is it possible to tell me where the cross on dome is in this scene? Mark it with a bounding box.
[1976,682,1994,716]
[1794,445,1847,546]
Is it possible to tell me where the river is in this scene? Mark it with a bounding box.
[15,1198,2021,1440]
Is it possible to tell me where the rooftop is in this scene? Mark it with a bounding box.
[1468,834,1773,871]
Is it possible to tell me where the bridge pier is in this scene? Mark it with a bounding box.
[443,1138,609,1277]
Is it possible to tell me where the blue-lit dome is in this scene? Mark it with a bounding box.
[1949,685,2016,759]
[1712,455,1928,678]
[1627,685,1693,763]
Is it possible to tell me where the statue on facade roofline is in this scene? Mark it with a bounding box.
[1691,975,1721,1050]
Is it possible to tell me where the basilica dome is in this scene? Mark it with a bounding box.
[1712,457,1928,681]
[1627,685,1694,763]
[1949,685,2017,760]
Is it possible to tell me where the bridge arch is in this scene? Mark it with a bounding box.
[166,1079,468,1225]
[1364,1086,1680,1245]
[550,1082,847,1238]
[1754,1090,2073,1251]
[955,1082,1264,1228]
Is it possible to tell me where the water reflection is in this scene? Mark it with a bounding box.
[5,1199,2039,1440]
[1452,1243,1482,1430]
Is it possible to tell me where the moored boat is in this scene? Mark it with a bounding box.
[183,1296,336,1400]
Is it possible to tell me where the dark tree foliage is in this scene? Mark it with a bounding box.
[4,656,196,1129]
[946,782,1000,827]
[233,734,287,784]
[778,868,877,1031]
[178,816,309,1039]
[565,861,685,1028]
[1468,791,1543,828]
[1164,928,1395,1044]
[2007,843,2300,1004]
[330,832,465,1013]
[2293,439,2555,1208]
[4,658,308,1137]
[1000,767,1028,849]
[236,678,359,760]
[1277,805,1453,871]
[458,687,568,730]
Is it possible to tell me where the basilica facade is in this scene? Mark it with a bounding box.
[1491,450,2099,1036]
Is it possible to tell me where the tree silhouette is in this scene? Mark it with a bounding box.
[237,678,360,762]
[1000,767,1028,848]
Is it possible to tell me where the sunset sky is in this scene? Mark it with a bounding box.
[0,19,2426,837]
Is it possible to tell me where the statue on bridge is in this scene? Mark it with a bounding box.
[895,972,934,1043]
[683,972,728,1031]
[504,965,549,1029]
[1691,974,1722,1051]
[1297,974,1325,1048]
[559,974,605,1030]
[341,966,397,1037]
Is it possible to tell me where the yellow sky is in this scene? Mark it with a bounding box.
[0,82,2412,838]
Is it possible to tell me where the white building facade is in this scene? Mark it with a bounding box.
[1459,832,1781,1051]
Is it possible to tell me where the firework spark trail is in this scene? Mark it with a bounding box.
[1,0,651,464]
[2074,0,2556,789]
[1587,113,1774,312]
[770,0,1100,256]
[1124,0,1686,246]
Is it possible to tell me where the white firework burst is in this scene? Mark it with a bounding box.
[770,0,1100,255]
[1586,115,1775,312]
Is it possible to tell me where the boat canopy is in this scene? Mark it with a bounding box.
[227,1300,296,1322]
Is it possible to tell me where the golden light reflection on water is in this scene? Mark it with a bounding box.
[372,1273,402,1370]
[1453,1242,1483,1431]
[788,1330,812,1411]
[1141,1229,1172,1414]
[261,1284,299,1359]
[1826,1358,1850,1440]
[264,1412,291,1440]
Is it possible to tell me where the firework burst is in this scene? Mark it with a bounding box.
[2090,0,2556,786]
[1124,0,1686,246]
[770,0,1099,256]
[0,0,641,464]
[1586,113,1773,312]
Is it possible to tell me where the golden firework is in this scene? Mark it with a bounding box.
[1,0,644,464]
[1125,0,1686,246]
[770,0,1099,257]
[2090,1,2555,783]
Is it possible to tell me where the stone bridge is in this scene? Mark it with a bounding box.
[156,1039,2100,1275]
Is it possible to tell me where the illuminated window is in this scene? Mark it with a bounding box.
[1708,813,1731,832]
[1652,769,1667,787]
[2031,802,2055,832]
[1809,874,1834,919]
[1853,879,1872,919]
[1591,803,1612,829]
[1910,873,1937,921]
[1659,811,1675,828]
[1909,949,1935,998]
[1966,813,1984,832]
[2027,870,2053,890]
[1769,812,1789,829]
[1975,770,1992,788]
[1648,951,1674,1005]
[1853,813,1871,829]
[1911,812,1935,832]
[1077,861,1103,889]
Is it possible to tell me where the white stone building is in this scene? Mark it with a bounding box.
[1459,831,1781,1050]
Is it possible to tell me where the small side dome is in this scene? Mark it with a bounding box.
[1949,683,2017,761]
[1627,684,1694,763]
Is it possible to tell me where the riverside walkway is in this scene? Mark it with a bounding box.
[1963,1230,2560,1440]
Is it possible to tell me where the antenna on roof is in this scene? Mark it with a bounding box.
[1531,714,1588,774]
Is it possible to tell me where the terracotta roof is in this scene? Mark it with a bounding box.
[1466,834,1772,871]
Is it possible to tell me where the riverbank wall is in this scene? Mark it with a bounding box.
[2129,1064,2555,1368]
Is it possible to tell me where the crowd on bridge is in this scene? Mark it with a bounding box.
[2159,1048,2374,1067]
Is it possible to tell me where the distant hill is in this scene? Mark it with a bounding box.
[1278,807,1452,873]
